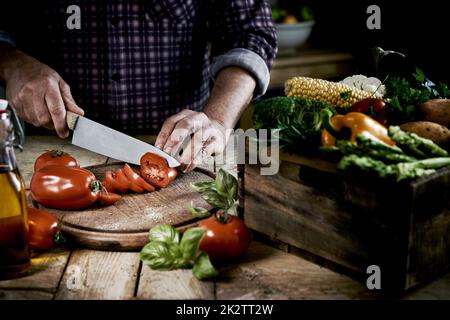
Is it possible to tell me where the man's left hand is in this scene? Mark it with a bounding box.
[155,109,229,172]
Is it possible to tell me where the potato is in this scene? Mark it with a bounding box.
[419,99,450,127]
[400,121,450,148]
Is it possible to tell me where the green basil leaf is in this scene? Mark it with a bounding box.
[149,224,180,244]
[188,206,211,218]
[191,181,216,193]
[179,227,206,261]
[215,168,238,201]
[200,190,227,209]
[140,241,175,270]
[192,252,219,280]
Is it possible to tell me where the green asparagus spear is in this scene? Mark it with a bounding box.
[338,155,450,182]
[368,150,417,163]
[356,134,403,154]
[336,138,416,163]
[388,126,448,158]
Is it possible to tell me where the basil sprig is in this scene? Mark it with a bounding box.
[140,225,218,280]
[190,168,238,217]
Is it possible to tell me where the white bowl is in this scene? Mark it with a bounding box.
[276,20,315,51]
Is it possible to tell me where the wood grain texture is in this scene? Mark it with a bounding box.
[136,268,214,300]
[34,164,214,251]
[404,272,450,299]
[406,168,450,288]
[65,111,79,130]
[0,290,53,300]
[16,136,108,188]
[55,250,140,300]
[244,164,368,273]
[216,242,376,300]
[0,248,70,292]
[244,154,450,292]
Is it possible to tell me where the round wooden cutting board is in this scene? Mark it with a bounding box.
[31,163,215,251]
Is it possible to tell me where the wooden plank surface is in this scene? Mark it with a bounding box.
[55,250,140,300]
[216,242,376,300]
[0,248,70,292]
[16,135,108,188]
[0,290,53,300]
[136,268,214,300]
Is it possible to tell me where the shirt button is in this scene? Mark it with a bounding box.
[111,73,121,82]
[110,17,120,27]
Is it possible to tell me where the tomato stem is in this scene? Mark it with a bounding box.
[215,210,229,224]
[90,180,103,193]
[53,231,66,245]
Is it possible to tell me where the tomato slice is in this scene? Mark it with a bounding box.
[103,171,119,193]
[98,192,122,206]
[123,164,155,193]
[114,169,131,191]
[140,152,178,188]
[103,169,130,194]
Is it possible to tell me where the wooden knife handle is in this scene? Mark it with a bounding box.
[66,111,81,130]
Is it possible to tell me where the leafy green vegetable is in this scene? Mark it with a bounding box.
[149,224,180,244]
[216,168,238,201]
[190,168,238,216]
[188,205,211,218]
[179,227,206,262]
[140,224,218,280]
[192,253,219,280]
[384,68,450,124]
[253,96,336,151]
[190,181,216,193]
[140,241,176,270]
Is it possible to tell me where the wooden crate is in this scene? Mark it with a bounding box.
[243,153,450,293]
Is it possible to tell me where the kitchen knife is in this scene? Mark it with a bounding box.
[66,111,180,167]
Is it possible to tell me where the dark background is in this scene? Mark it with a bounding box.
[279,0,450,83]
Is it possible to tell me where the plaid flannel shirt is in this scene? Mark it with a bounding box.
[0,0,277,134]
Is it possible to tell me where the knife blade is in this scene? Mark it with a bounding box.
[65,111,180,167]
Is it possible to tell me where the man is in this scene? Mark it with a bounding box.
[0,1,277,171]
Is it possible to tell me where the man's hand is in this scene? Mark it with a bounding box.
[0,47,84,138]
[155,67,256,172]
[155,109,229,172]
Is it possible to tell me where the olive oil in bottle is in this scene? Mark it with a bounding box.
[0,100,30,279]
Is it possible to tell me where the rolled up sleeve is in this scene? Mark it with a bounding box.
[208,0,278,98]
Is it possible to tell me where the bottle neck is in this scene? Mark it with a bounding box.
[0,112,17,172]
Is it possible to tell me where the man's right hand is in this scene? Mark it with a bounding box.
[0,47,84,138]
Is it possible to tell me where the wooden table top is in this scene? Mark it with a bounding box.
[1,135,449,300]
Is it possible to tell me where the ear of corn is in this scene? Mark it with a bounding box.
[285,76,373,108]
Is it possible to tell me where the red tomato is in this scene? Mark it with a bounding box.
[34,150,79,172]
[27,207,61,250]
[140,152,178,188]
[123,164,155,192]
[198,214,251,261]
[103,170,130,193]
[30,165,101,210]
[98,192,122,206]
[351,98,386,114]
